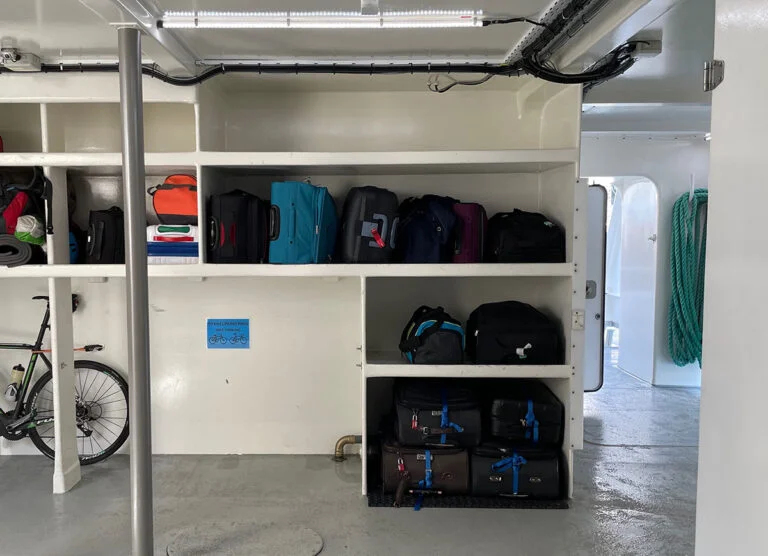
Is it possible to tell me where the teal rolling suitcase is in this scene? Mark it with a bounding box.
[269,181,337,264]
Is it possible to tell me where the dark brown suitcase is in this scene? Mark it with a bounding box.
[381,441,469,506]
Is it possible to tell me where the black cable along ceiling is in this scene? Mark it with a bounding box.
[0,0,639,92]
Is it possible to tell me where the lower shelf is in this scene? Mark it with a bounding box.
[367,492,569,509]
[364,354,572,379]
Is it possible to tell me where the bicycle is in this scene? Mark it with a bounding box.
[0,295,129,465]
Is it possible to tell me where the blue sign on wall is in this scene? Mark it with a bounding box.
[207,319,250,349]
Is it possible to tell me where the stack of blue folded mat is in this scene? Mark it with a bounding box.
[146,225,199,264]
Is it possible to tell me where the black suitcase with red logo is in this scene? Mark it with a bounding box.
[207,190,268,264]
[340,186,399,263]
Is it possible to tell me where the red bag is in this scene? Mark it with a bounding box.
[147,174,198,225]
[0,191,29,234]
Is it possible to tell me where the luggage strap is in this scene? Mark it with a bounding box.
[524,400,540,443]
[439,388,464,445]
[393,452,411,509]
[492,453,528,495]
[414,449,433,511]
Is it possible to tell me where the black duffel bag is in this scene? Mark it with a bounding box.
[399,306,465,364]
[485,379,565,446]
[466,301,563,365]
[485,209,565,263]
[471,440,562,499]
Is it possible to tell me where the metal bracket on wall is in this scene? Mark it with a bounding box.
[704,60,725,92]
[361,0,379,15]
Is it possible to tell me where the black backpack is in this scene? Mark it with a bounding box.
[395,195,458,263]
[486,210,565,263]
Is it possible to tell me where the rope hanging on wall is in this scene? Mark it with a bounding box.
[667,188,708,367]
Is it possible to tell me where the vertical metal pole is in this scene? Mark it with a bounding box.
[118,26,154,556]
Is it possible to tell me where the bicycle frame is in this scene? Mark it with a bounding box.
[0,304,52,422]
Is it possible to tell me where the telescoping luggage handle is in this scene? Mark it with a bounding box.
[269,205,280,241]
[207,216,221,250]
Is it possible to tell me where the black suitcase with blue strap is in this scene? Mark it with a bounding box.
[394,380,481,448]
[471,441,562,499]
[488,380,564,447]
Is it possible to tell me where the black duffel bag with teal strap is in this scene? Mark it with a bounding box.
[399,306,465,364]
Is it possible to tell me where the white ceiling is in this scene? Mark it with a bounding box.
[156,0,556,62]
[582,0,715,104]
[581,0,714,133]
[0,0,716,133]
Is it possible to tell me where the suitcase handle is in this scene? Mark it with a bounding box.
[269,205,280,240]
[87,221,104,259]
[208,216,221,250]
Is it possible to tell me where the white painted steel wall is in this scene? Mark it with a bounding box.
[697,0,768,552]
[0,79,583,462]
[581,135,709,386]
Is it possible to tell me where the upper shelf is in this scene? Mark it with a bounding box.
[0,263,574,279]
[198,150,578,175]
[0,149,578,175]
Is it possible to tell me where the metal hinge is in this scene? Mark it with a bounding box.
[704,60,724,92]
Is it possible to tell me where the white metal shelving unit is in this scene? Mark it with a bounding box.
[0,72,585,498]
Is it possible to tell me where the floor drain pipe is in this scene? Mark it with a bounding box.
[333,435,363,462]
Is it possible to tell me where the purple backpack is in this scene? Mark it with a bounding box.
[452,203,487,263]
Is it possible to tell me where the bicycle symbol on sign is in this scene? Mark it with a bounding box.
[229,333,248,345]
[208,334,228,345]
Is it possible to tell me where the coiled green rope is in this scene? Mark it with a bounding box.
[668,189,708,366]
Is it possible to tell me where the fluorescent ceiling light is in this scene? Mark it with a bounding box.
[161,10,484,30]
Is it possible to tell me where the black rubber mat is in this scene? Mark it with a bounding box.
[367,492,569,509]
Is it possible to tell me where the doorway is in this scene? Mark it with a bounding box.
[587,176,659,385]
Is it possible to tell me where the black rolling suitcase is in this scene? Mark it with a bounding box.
[207,190,269,264]
[340,186,398,263]
[471,441,562,499]
[487,380,564,446]
[466,301,563,365]
[86,206,124,264]
[394,380,481,448]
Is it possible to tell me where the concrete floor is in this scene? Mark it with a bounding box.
[0,365,700,556]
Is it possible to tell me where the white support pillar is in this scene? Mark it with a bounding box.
[697,0,768,553]
[44,166,81,493]
[50,276,80,493]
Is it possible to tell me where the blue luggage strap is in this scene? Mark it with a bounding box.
[414,449,433,511]
[491,453,528,495]
[440,388,464,445]
[524,400,539,444]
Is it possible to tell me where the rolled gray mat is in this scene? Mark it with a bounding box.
[0,234,33,267]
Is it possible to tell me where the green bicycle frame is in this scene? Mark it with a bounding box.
[0,302,52,422]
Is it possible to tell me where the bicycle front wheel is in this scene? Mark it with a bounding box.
[27,360,129,465]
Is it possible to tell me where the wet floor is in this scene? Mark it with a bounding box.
[0,365,699,555]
